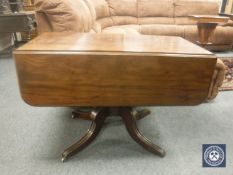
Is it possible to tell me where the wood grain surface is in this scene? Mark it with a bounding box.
[14,33,217,107]
[17,33,213,55]
[189,15,229,23]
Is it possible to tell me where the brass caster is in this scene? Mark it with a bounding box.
[132,109,151,120]
[71,114,77,119]
[160,149,166,158]
[61,157,66,163]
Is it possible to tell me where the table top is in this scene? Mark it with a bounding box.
[17,32,213,57]
[189,15,229,23]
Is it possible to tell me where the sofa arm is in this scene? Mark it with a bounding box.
[207,59,226,100]
[34,0,95,33]
[35,11,53,34]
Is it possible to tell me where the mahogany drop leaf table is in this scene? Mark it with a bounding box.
[14,33,217,162]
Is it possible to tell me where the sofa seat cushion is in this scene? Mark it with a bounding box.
[211,26,233,44]
[138,0,174,17]
[95,17,114,30]
[111,16,138,25]
[138,17,174,24]
[106,0,137,17]
[140,24,185,37]
[94,16,138,32]
[175,17,197,25]
[90,0,110,19]
[102,25,140,34]
[223,21,233,27]
[174,0,220,17]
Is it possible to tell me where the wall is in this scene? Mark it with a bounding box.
[221,0,233,13]
[0,0,13,51]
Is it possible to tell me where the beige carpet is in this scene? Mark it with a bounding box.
[1,54,233,175]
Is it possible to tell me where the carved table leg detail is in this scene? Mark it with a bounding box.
[62,108,108,162]
[197,23,217,45]
[121,108,165,157]
[71,108,95,121]
[132,108,151,120]
[62,107,165,161]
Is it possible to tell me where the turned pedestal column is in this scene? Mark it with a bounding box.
[189,15,229,45]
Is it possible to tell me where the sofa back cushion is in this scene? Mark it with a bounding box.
[107,0,138,17]
[90,0,110,19]
[174,0,220,17]
[35,0,94,32]
[138,0,174,17]
[84,0,97,21]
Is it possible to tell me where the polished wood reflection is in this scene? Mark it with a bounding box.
[17,32,213,55]
[189,15,229,23]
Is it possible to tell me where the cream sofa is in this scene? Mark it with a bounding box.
[35,0,233,51]
[35,0,229,100]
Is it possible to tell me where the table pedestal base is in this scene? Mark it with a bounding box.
[197,23,217,45]
[61,107,165,162]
